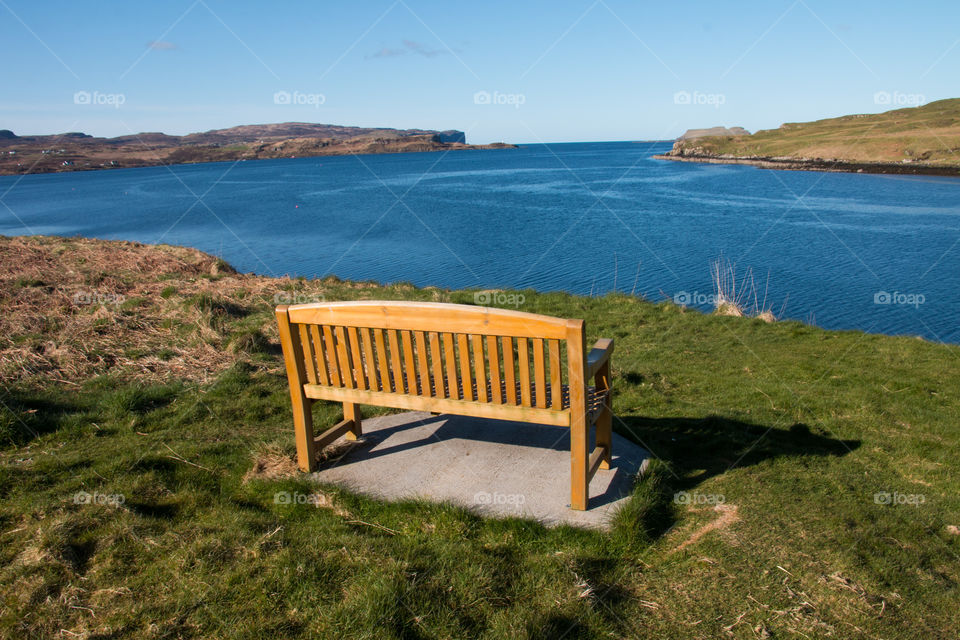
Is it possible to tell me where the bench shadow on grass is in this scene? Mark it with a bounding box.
[616,414,861,489]
[609,414,861,541]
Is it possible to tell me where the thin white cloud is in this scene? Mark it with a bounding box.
[366,39,453,59]
[368,46,407,59]
[148,41,177,51]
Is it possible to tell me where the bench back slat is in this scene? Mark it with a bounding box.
[278,302,586,414]
[502,337,516,405]
[472,334,487,402]
[486,335,501,404]
[347,327,365,390]
[457,333,473,401]
[308,325,329,386]
[443,333,459,400]
[322,326,340,387]
[429,332,445,398]
[298,324,318,385]
[517,338,532,406]
[373,329,391,392]
[385,330,401,393]
[549,339,563,409]
[399,331,420,395]
[533,339,546,408]
[334,327,354,389]
[359,328,378,391]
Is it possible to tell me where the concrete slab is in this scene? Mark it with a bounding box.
[311,411,649,530]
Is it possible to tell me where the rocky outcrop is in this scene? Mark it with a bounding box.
[677,126,750,140]
[434,130,466,144]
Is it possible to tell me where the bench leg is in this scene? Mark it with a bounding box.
[595,362,612,470]
[570,415,589,511]
[596,405,612,470]
[343,402,362,440]
[292,397,317,472]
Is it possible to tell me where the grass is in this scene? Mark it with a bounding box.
[669,97,960,169]
[1,236,959,638]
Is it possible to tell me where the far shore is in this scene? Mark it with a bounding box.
[653,153,960,177]
[0,139,517,177]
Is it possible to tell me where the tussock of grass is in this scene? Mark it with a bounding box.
[609,459,676,550]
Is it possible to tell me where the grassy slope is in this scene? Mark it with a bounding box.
[2,236,959,639]
[671,98,960,167]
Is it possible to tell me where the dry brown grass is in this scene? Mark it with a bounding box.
[243,447,300,482]
[0,236,327,385]
[670,503,740,553]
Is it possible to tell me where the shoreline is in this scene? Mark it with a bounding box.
[653,153,960,177]
[0,141,517,177]
[1,235,947,345]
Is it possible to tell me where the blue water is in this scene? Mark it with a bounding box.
[2,141,958,342]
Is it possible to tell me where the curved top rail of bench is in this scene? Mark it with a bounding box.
[281,301,582,340]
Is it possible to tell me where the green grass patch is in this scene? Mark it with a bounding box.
[2,281,959,638]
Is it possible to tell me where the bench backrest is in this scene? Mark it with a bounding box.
[276,301,587,412]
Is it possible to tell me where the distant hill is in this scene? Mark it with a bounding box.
[0,123,511,175]
[657,98,960,176]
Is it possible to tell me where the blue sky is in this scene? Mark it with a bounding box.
[1,0,957,143]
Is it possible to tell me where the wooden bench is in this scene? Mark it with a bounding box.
[275,301,614,510]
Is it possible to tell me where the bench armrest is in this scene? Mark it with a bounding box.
[586,338,614,379]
